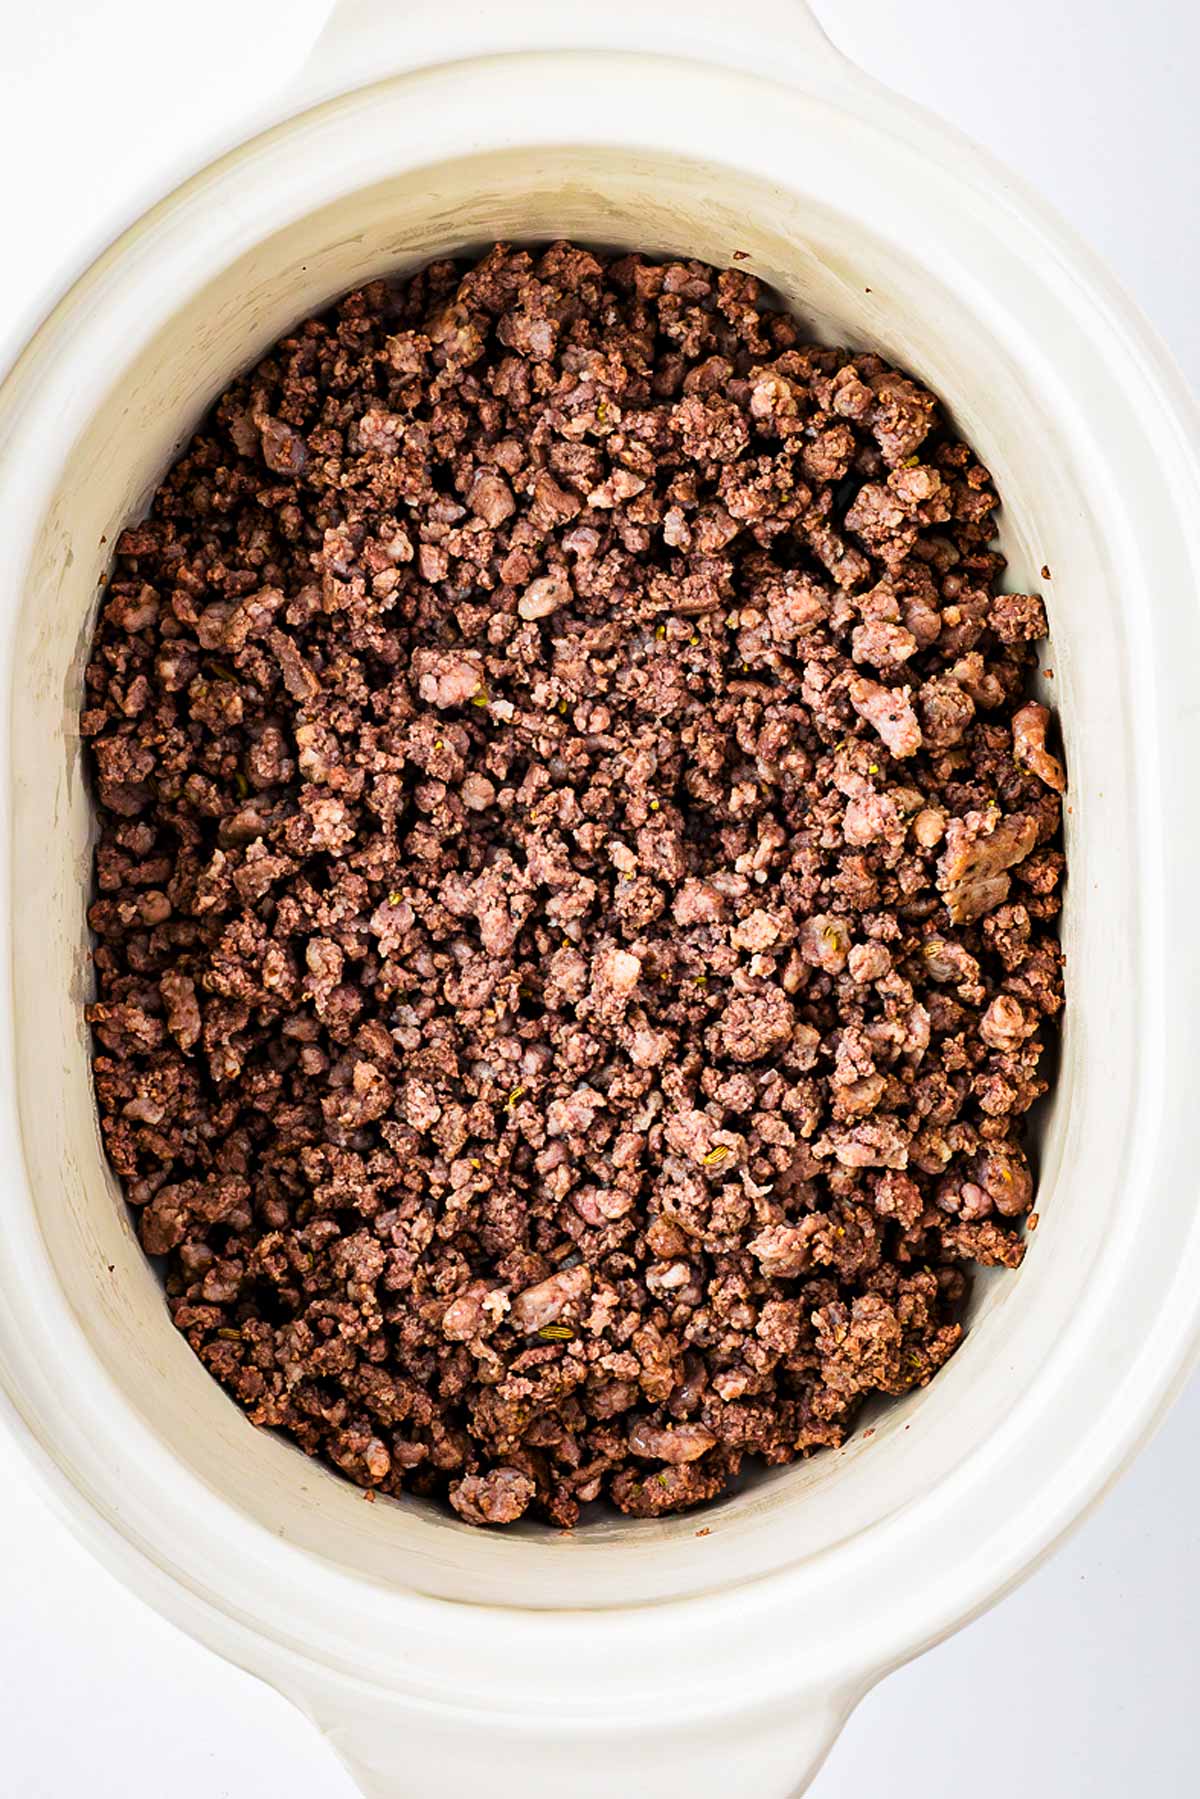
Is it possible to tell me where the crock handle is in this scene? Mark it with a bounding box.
[285,0,851,115]
[307,1683,856,1799]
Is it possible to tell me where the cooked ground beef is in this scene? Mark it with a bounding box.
[81,242,1065,1529]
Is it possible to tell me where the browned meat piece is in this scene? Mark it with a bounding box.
[747,1220,821,1278]
[844,482,916,565]
[1012,701,1066,792]
[518,568,572,621]
[627,1418,718,1464]
[449,1469,536,1525]
[978,994,1032,1051]
[509,1266,592,1334]
[869,371,937,465]
[468,468,515,527]
[258,416,308,476]
[813,1295,903,1412]
[610,1455,735,1517]
[411,648,484,709]
[159,970,201,1052]
[710,987,794,1062]
[991,592,1048,644]
[918,675,975,750]
[848,675,923,758]
[851,618,917,670]
[939,1219,1025,1268]
[938,810,1039,924]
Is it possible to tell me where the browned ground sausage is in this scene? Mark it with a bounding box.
[82,243,1064,1529]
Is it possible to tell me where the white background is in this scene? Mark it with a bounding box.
[2,2,1198,1793]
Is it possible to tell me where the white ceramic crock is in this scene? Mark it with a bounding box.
[3,3,1200,1794]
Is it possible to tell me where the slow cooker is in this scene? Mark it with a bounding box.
[2,3,1199,1792]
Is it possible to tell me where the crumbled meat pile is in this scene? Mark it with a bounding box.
[82,243,1066,1528]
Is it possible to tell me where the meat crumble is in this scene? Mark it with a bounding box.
[81,242,1065,1528]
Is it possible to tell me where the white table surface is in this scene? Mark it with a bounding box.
[2,3,1197,1793]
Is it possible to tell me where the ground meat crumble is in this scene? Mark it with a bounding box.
[82,242,1065,1529]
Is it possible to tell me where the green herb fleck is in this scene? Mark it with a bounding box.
[232,772,250,799]
[537,1323,575,1343]
[702,1144,731,1168]
[472,688,490,708]
[215,1327,242,1342]
[388,890,403,906]
[503,1085,526,1112]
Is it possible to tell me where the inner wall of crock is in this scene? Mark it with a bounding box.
[12,140,1135,1607]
